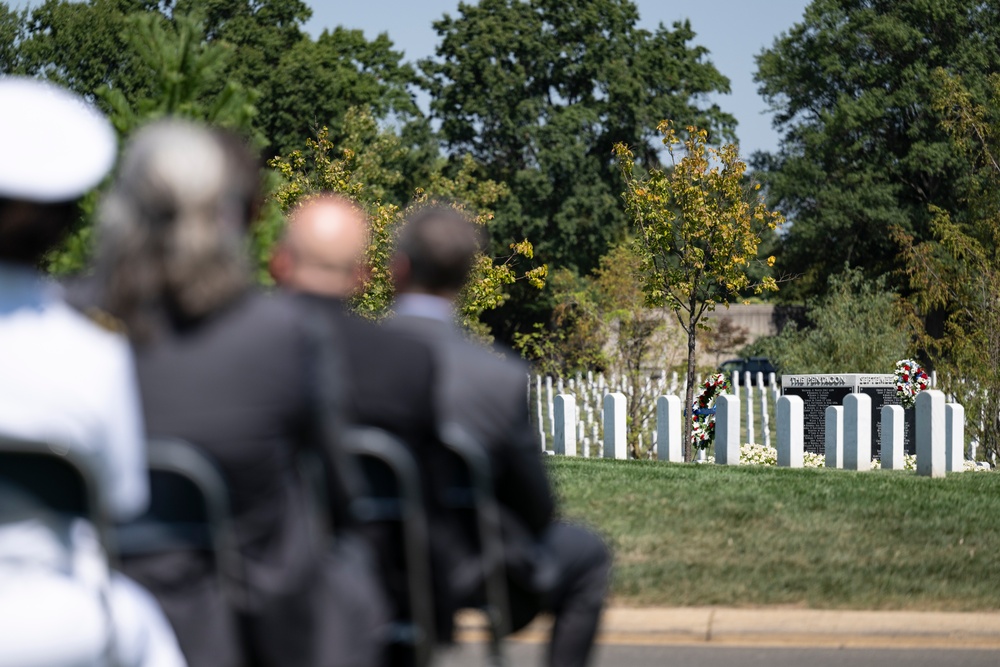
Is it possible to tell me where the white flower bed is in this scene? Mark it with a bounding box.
[712,444,993,471]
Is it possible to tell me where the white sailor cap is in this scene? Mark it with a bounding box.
[0,77,116,203]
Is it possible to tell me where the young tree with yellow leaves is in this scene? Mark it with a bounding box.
[614,122,783,460]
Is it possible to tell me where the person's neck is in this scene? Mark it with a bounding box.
[395,291,456,323]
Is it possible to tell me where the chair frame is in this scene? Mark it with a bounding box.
[141,437,245,605]
[0,435,121,665]
[345,426,436,667]
[439,423,511,667]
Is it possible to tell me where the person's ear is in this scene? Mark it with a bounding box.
[269,245,292,286]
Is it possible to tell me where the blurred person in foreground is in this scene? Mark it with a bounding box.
[270,195,445,663]
[388,206,611,667]
[92,122,387,667]
[0,77,186,666]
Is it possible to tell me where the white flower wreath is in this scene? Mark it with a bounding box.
[691,373,730,449]
[894,359,930,409]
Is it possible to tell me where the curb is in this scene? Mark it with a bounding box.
[456,607,1000,650]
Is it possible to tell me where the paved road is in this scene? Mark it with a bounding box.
[438,642,1000,667]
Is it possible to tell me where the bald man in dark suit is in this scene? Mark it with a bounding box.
[270,195,448,662]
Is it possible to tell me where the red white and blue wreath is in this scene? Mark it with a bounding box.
[894,359,930,409]
[691,373,730,449]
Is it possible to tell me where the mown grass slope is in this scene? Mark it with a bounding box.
[548,458,1000,610]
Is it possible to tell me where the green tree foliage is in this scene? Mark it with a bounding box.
[7,1,420,163]
[896,70,1000,460]
[258,26,421,158]
[99,13,257,137]
[0,3,21,73]
[44,11,260,276]
[12,0,155,99]
[755,0,1000,299]
[615,122,782,459]
[749,267,911,375]
[422,0,735,337]
[268,113,546,335]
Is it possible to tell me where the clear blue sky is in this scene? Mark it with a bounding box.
[303,0,813,158]
[13,0,813,156]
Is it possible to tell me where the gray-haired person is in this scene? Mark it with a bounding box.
[388,206,611,667]
[92,121,388,667]
[0,77,186,667]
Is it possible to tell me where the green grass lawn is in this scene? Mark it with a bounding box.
[548,458,1000,611]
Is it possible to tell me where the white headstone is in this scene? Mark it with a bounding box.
[536,375,546,446]
[545,375,554,440]
[745,371,755,445]
[757,372,770,449]
[843,393,872,471]
[825,405,844,469]
[603,392,627,459]
[946,403,965,473]
[881,405,905,470]
[656,395,682,462]
[715,393,741,465]
[916,390,946,478]
[776,395,804,468]
[554,394,576,456]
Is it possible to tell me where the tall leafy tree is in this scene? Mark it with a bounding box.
[615,122,782,459]
[421,0,735,292]
[14,0,159,100]
[755,0,1000,298]
[259,26,421,158]
[896,69,1000,459]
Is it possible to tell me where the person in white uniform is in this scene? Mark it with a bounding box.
[0,77,186,667]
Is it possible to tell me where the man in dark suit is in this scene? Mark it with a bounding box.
[388,205,611,667]
[269,194,446,656]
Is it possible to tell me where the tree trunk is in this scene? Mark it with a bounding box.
[683,320,697,462]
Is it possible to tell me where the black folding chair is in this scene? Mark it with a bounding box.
[0,436,114,555]
[345,427,436,667]
[115,438,244,606]
[438,423,510,667]
[0,436,120,664]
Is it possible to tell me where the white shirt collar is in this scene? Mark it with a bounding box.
[0,262,60,312]
[394,293,455,324]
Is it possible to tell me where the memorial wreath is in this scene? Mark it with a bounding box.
[894,359,930,409]
[691,373,730,449]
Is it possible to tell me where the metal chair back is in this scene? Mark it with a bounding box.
[0,436,120,665]
[438,423,510,667]
[116,438,244,606]
[345,427,436,667]
[0,436,113,555]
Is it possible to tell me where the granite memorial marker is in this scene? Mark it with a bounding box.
[782,374,915,458]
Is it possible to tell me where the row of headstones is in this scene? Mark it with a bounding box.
[535,370,780,453]
[552,389,964,477]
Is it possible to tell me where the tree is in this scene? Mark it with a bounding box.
[45,12,260,276]
[13,0,156,102]
[421,0,735,340]
[615,122,782,460]
[0,4,21,73]
[257,26,421,159]
[268,112,546,335]
[99,13,258,137]
[749,267,911,375]
[755,0,1000,299]
[895,69,1000,460]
